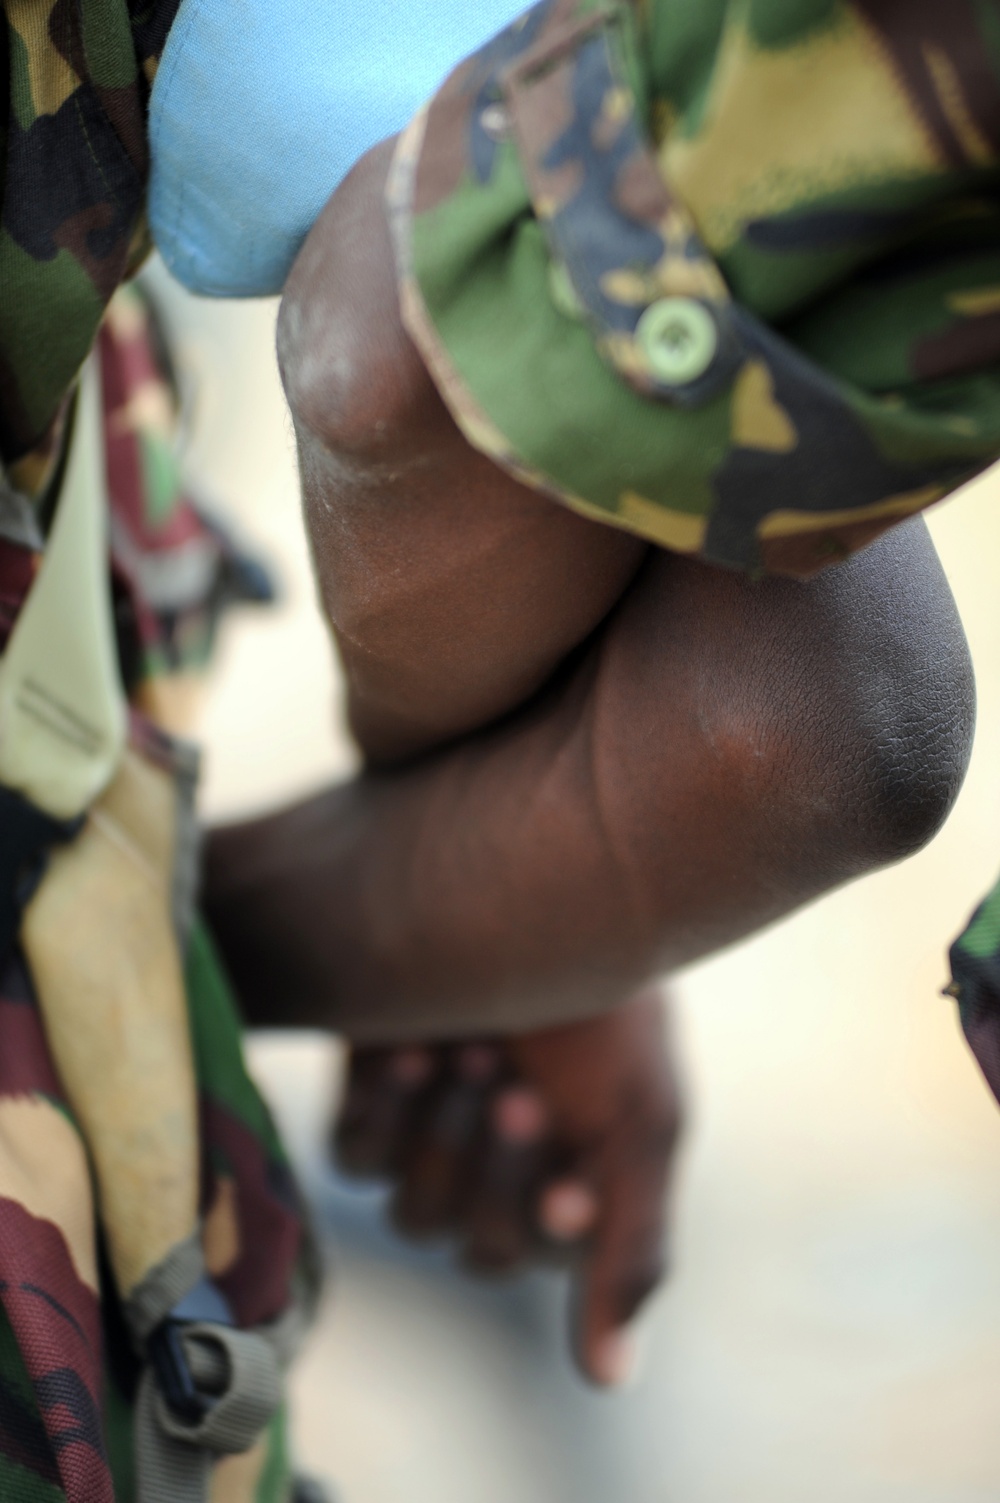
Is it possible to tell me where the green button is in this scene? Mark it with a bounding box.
[636,297,718,386]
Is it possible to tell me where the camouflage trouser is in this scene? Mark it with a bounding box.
[0,914,304,1503]
[0,292,311,1502]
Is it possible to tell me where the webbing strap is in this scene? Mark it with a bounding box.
[135,1328,284,1503]
[127,1234,293,1503]
[0,361,125,818]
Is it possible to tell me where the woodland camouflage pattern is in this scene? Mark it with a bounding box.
[0,5,305,1488]
[0,0,180,463]
[0,923,303,1503]
[0,289,304,1502]
[389,0,1000,577]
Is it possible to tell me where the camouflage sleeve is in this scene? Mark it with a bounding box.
[387,0,1000,577]
[948,872,1000,1106]
[0,0,180,464]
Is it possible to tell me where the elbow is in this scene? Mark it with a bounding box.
[777,522,977,875]
[849,651,975,864]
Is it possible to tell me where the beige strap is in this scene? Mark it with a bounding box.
[22,748,201,1300]
[0,360,125,819]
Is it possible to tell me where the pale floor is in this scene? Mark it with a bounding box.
[147,266,1000,1503]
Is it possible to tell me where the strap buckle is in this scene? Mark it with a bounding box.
[146,1276,234,1426]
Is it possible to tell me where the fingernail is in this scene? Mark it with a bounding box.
[492,1087,548,1145]
[389,1047,434,1088]
[591,1330,636,1388]
[539,1180,598,1241]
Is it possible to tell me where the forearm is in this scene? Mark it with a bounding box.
[204,527,973,1042]
[204,687,659,1041]
[202,714,655,1039]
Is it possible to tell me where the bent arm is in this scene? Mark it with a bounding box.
[278,137,646,767]
[206,134,975,1043]
[204,518,973,1041]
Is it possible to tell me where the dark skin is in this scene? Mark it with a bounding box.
[335,988,682,1383]
[204,138,975,1384]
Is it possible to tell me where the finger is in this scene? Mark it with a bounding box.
[538,1178,600,1243]
[389,1042,503,1234]
[335,1045,437,1178]
[461,1086,551,1274]
[574,1108,679,1387]
[390,1064,492,1237]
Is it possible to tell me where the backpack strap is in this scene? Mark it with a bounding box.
[0,359,126,819]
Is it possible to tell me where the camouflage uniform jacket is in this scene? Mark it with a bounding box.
[390,0,1000,579]
[0,0,176,468]
[390,0,1000,1096]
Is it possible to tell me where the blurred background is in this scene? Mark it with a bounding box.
[146,263,1000,1503]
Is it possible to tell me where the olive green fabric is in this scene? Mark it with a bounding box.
[0,0,179,464]
[389,0,1000,578]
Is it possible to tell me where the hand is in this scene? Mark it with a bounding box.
[334,987,683,1386]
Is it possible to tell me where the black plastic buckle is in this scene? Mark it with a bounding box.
[146,1276,234,1426]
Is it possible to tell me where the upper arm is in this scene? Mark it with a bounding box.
[279,138,647,764]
